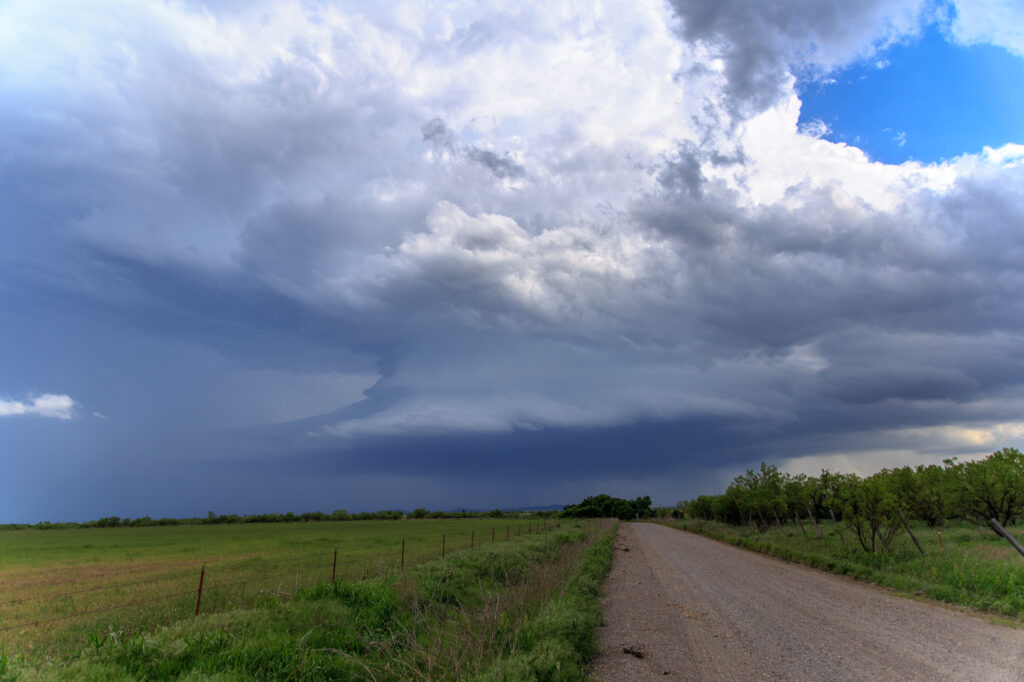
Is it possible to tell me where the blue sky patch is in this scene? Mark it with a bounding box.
[798,25,1024,165]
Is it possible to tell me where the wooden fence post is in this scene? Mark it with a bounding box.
[194,565,206,616]
[828,508,847,545]
[442,534,446,558]
[988,518,1024,559]
[471,530,475,549]
[332,548,338,582]
[401,538,405,570]
[807,507,824,539]
[897,509,924,556]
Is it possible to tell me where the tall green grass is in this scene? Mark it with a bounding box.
[480,522,615,680]
[4,520,616,681]
[662,518,1024,619]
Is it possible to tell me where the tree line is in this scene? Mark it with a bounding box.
[678,448,1024,553]
[1,507,555,531]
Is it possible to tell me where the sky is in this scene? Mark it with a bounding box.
[799,22,1024,164]
[2,0,1024,522]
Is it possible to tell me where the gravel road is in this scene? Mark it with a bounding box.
[593,522,1024,681]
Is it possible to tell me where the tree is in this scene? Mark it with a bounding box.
[560,494,653,520]
[781,473,811,520]
[685,496,715,520]
[888,465,952,527]
[726,462,787,531]
[948,448,1024,529]
[841,474,900,553]
[812,469,858,520]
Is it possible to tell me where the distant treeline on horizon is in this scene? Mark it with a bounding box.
[0,506,566,531]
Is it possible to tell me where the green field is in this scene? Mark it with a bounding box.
[1,519,615,680]
[0,517,546,655]
[662,518,1024,619]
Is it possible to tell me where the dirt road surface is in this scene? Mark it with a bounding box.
[593,523,1024,681]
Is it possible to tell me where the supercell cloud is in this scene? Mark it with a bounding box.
[1,0,1023,521]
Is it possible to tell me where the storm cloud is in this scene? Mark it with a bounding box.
[1,0,1023,521]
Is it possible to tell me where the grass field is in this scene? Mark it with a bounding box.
[662,518,1024,620]
[0,517,546,657]
[2,519,616,680]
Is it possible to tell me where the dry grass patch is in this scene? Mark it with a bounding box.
[400,530,596,679]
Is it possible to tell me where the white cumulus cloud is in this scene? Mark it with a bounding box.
[0,394,76,419]
[949,0,1024,57]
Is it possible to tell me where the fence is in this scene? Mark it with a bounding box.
[0,518,560,653]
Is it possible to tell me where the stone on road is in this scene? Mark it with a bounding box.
[593,522,1024,681]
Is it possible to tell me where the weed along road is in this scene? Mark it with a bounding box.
[593,523,1024,681]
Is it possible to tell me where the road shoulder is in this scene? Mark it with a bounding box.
[591,523,699,680]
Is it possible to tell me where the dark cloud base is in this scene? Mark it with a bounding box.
[226,416,825,483]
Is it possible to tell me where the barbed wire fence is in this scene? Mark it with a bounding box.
[0,518,561,652]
